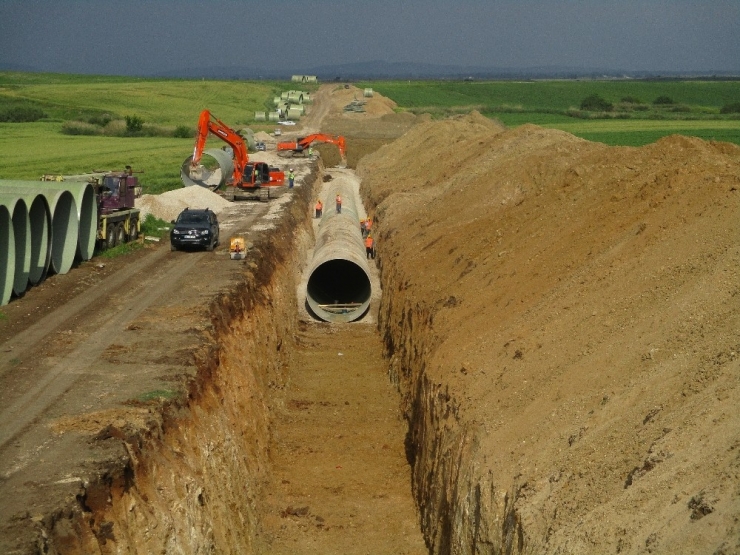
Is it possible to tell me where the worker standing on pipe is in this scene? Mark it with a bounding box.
[288,168,295,188]
[336,194,342,214]
[315,199,323,218]
[365,234,375,259]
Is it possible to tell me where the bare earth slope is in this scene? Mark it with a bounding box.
[359,112,740,554]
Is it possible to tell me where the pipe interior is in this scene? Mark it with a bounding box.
[0,206,14,306]
[77,184,97,261]
[50,192,78,275]
[10,200,30,295]
[307,258,371,314]
[27,196,50,285]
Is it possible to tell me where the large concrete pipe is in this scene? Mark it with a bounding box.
[306,184,372,323]
[0,192,49,286]
[181,148,234,189]
[36,180,97,261]
[0,195,31,296]
[0,180,93,264]
[0,205,15,306]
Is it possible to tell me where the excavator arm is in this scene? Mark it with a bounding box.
[190,110,250,185]
[277,133,346,162]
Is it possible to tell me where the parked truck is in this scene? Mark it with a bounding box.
[95,167,142,249]
[44,167,143,250]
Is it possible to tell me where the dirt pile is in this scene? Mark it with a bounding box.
[136,185,232,222]
[359,112,740,553]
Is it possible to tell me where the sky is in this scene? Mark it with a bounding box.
[0,0,738,76]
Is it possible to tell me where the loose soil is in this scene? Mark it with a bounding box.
[1,83,738,555]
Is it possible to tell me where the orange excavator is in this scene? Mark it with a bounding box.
[277,133,347,166]
[189,109,285,201]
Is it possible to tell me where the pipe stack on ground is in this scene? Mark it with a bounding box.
[0,179,97,306]
[306,184,372,323]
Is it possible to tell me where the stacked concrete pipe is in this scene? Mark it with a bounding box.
[0,204,14,306]
[0,180,98,305]
[306,183,372,323]
[0,195,31,298]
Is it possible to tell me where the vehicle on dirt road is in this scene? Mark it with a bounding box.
[170,208,220,252]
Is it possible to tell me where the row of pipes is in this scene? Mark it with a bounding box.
[0,180,98,307]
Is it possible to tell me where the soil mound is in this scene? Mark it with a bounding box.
[136,186,232,222]
[360,116,740,553]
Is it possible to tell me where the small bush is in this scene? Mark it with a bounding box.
[668,104,691,113]
[88,113,113,126]
[125,114,144,134]
[0,105,47,122]
[61,120,101,135]
[720,102,740,114]
[174,125,192,138]
[653,96,675,105]
[140,214,170,238]
[580,94,613,111]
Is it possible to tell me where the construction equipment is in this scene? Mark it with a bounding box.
[229,236,246,260]
[277,134,347,167]
[93,167,143,249]
[188,110,285,201]
[43,167,143,250]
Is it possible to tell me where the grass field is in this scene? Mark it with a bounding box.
[362,80,740,146]
[0,73,309,193]
[0,73,737,194]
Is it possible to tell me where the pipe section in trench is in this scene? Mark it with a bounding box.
[305,182,372,323]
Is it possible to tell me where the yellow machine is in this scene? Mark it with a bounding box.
[229,236,246,260]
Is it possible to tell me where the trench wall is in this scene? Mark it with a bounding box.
[41,173,316,553]
[375,257,525,555]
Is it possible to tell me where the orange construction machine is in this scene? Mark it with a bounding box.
[190,110,285,201]
[277,133,347,166]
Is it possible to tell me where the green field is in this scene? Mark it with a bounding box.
[362,80,740,146]
[0,72,738,194]
[0,73,305,193]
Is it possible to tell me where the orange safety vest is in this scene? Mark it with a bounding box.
[315,201,322,210]
[366,219,372,230]
[336,195,342,204]
[365,236,374,248]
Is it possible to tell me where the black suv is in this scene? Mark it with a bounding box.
[170,208,219,251]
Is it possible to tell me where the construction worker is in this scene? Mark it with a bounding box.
[365,234,375,259]
[360,218,367,235]
[315,199,323,218]
[364,217,372,237]
[336,194,342,214]
[308,146,314,159]
[288,168,295,188]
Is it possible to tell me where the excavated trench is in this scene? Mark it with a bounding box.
[36,163,509,554]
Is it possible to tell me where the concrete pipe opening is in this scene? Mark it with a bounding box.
[306,259,371,322]
[48,191,78,275]
[27,194,50,284]
[0,205,15,306]
[0,196,31,296]
[181,148,234,189]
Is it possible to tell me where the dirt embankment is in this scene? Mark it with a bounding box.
[359,112,740,553]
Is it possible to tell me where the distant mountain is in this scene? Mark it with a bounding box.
[152,60,740,81]
[1,60,737,81]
